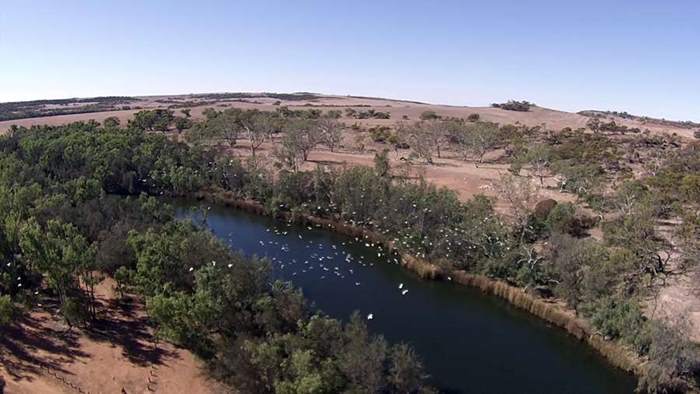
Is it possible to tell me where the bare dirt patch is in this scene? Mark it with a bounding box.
[0,278,225,394]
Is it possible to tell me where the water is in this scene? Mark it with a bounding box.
[178,203,636,393]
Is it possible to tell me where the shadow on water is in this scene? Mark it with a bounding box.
[176,201,637,394]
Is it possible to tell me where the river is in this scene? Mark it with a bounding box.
[178,202,636,393]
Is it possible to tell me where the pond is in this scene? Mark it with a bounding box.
[178,203,636,393]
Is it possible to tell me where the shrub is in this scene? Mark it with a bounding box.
[419,111,440,121]
[547,202,594,237]
[369,126,392,143]
[0,295,14,326]
[638,321,700,393]
[467,113,480,122]
[374,149,390,177]
[587,296,648,346]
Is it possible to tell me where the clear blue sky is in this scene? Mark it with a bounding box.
[2,1,699,121]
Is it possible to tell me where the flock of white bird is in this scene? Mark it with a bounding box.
[187,218,414,322]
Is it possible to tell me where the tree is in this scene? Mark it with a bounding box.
[19,219,97,318]
[638,320,699,393]
[493,174,540,244]
[103,116,120,130]
[423,120,449,159]
[388,344,427,393]
[129,109,174,131]
[520,144,552,185]
[374,149,391,177]
[317,117,343,152]
[208,109,244,147]
[338,313,387,392]
[174,116,193,133]
[0,294,14,326]
[275,119,321,170]
[603,200,672,286]
[549,233,608,309]
[114,265,131,300]
[458,122,500,167]
[240,111,278,157]
[401,122,436,163]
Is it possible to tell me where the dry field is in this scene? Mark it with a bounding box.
[1,93,697,139]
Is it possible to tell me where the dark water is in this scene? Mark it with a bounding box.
[178,203,636,393]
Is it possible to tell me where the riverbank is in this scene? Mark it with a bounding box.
[194,189,645,378]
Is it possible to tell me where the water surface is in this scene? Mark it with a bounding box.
[178,203,636,393]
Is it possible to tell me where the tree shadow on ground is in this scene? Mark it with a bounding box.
[84,297,176,367]
[0,312,86,381]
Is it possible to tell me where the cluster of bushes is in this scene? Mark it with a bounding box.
[491,100,534,112]
[645,142,700,205]
[345,108,391,119]
[0,123,433,393]
[127,108,194,133]
[587,117,641,134]
[368,126,394,143]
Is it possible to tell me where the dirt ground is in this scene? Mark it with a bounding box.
[0,278,226,394]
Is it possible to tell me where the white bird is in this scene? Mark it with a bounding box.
[189,267,194,272]
[398,283,404,289]
[367,313,374,320]
[401,289,408,296]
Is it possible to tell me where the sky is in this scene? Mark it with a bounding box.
[1,0,699,121]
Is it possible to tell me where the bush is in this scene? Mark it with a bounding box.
[0,295,14,326]
[61,297,89,328]
[547,202,594,237]
[467,113,480,122]
[587,296,648,349]
[419,111,440,121]
[369,126,392,143]
[638,321,700,393]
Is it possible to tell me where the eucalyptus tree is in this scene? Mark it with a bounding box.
[240,110,279,157]
[274,118,322,170]
[317,116,343,152]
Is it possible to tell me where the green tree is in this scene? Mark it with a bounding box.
[458,122,500,167]
[19,219,96,318]
[275,119,321,170]
[174,116,193,133]
[103,116,120,130]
